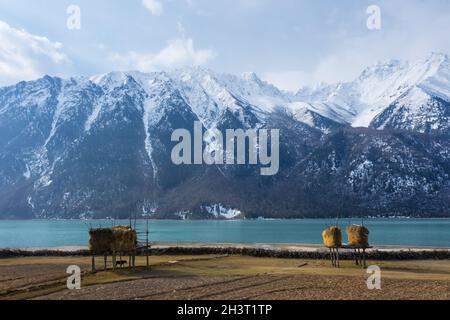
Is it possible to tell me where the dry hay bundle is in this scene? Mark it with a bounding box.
[111,226,137,252]
[89,228,114,254]
[322,226,342,248]
[346,225,370,248]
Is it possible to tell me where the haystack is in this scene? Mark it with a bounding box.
[322,226,342,248]
[111,226,137,252]
[89,228,114,254]
[346,225,369,248]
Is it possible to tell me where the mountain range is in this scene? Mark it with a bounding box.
[0,53,449,219]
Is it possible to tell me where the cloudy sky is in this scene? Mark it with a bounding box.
[1,0,450,90]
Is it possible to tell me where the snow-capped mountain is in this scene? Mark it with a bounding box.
[297,53,450,134]
[0,54,449,219]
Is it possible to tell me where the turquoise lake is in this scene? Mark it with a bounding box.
[0,219,449,248]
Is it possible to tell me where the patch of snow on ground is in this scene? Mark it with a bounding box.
[203,204,243,219]
[175,210,191,220]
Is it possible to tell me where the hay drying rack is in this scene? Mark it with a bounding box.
[88,207,154,273]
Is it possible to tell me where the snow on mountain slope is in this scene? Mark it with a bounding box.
[167,68,240,128]
[112,68,267,129]
[297,53,450,132]
[168,68,282,128]
[214,70,287,112]
[284,101,349,131]
[354,53,450,127]
[85,71,148,133]
[166,68,355,129]
[86,67,361,131]
[89,71,132,91]
[0,60,449,219]
[1,52,448,161]
[364,54,450,133]
[139,74,193,180]
[295,81,359,125]
[418,54,450,100]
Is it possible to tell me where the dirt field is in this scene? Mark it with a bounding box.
[0,255,448,300]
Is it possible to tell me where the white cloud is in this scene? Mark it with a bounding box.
[142,0,163,16]
[109,38,215,72]
[0,20,71,86]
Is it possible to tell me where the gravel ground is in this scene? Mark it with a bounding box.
[34,274,448,300]
[0,255,448,300]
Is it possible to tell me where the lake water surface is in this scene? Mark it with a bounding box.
[0,219,449,248]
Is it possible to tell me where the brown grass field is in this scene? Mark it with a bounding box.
[0,254,448,300]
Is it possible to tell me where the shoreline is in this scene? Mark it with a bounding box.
[4,242,450,252]
[1,243,449,260]
[2,217,450,221]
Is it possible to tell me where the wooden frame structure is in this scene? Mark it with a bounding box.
[326,245,372,268]
[89,226,137,272]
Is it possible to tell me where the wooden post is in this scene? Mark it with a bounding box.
[104,254,107,271]
[146,214,150,270]
[146,235,150,270]
[336,248,340,268]
[363,249,367,268]
[360,248,364,267]
[331,248,337,268]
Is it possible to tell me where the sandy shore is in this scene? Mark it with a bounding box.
[12,242,450,253]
